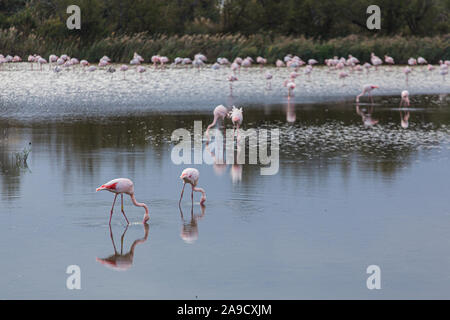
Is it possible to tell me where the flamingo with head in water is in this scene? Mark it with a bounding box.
[179,168,206,206]
[96,178,149,224]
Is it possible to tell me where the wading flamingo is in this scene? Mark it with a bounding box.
[206,105,229,134]
[228,75,238,96]
[284,79,296,97]
[96,178,149,224]
[356,84,379,103]
[229,106,243,138]
[179,168,206,206]
[400,90,410,107]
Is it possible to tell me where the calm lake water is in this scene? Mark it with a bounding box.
[0,66,450,299]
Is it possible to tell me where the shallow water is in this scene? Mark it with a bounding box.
[0,65,450,299]
[0,64,448,120]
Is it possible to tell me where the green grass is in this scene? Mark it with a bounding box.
[1,28,448,64]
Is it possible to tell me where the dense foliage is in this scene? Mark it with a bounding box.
[0,0,448,63]
[1,0,448,39]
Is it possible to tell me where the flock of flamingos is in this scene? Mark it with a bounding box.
[1,51,449,225]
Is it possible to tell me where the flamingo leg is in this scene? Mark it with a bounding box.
[121,194,130,225]
[179,182,186,205]
[109,194,118,224]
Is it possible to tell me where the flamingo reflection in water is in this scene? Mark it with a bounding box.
[96,224,149,271]
[286,96,296,123]
[400,90,411,129]
[205,129,227,176]
[356,103,379,127]
[179,203,206,244]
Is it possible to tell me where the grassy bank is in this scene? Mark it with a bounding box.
[1,28,449,64]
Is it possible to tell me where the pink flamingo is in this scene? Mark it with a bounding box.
[384,55,394,65]
[275,59,285,68]
[284,79,296,97]
[256,56,267,69]
[229,106,243,139]
[404,66,412,84]
[417,57,427,65]
[408,58,417,66]
[370,53,382,70]
[339,71,349,85]
[356,84,379,103]
[206,105,229,134]
[265,72,273,89]
[228,75,238,96]
[151,55,160,69]
[179,168,206,206]
[28,55,35,70]
[38,57,47,71]
[120,64,129,79]
[400,90,410,107]
[96,178,149,224]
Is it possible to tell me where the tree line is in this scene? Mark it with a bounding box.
[0,0,448,42]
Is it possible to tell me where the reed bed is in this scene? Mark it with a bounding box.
[0,28,448,64]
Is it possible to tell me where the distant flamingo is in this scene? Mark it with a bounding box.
[228,75,238,96]
[339,71,349,85]
[275,59,285,68]
[404,66,412,84]
[370,53,382,70]
[356,84,379,103]
[384,55,394,65]
[284,79,296,97]
[256,56,267,69]
[120,64,128,79]
[265,72,273,89]
[179,168,206,206]
[417,57,427,65]
[96,178,149,224]
[28,55,35,70]
[38,57,47,71]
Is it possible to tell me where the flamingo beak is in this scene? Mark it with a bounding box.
[96,185,105,192]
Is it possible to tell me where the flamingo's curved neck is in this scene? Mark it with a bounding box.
[130,194,149,215]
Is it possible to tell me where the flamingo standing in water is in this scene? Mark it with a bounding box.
[284,79,296,97]
[356,84,379,103]
[265,72,273,89]
[206,105,229,134]
[96,178,149,224]
[120,64,129,79]
[229,106,243,138]
[179,168,206,206]
[404,66,412,84]
[228,75,238,96]
[400,90,410,107]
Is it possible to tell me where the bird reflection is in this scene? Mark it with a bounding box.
[286,96,296,123]
[356,103,378,127]
[205,131,227,176]
[179,203,206,244]
[96,223,149,271]
[400,110,410,129]
[231,144,243,183]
